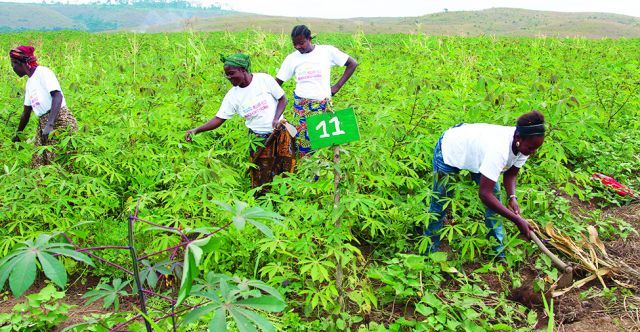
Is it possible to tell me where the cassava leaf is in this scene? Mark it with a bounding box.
[9,251,36,297]
[37,252,67,288]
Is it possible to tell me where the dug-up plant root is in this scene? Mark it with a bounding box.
[530,221,640,297]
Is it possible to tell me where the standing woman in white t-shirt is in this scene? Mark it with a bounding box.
[424,110,546,258]
[10,46,78,167]
[185,54,295,194]
[276,25,358,157]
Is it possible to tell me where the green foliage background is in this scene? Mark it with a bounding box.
[0,31,638,330]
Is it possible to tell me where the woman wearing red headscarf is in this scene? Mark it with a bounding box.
[10,45,77,167]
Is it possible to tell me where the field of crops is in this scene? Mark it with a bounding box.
[0,31,639,331]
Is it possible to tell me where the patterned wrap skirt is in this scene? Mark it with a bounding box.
[292,93,333,157]
[249,128,297,193]
[33,105,78,167]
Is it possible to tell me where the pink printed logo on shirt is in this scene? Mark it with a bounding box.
[297,70,322,81]
[243,100,269,119]
[30,96,41,109]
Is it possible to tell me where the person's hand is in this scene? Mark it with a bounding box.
[185,129,195,142]
[41,125,53,142]
[272,118,282,130]
[514,217,533,241]
[508,197,520,215]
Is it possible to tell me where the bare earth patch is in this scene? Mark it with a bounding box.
[0,275,133,331]
[555,202,640,331]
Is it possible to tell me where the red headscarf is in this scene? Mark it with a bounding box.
[9,46,38,68]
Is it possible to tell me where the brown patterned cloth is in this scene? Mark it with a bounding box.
[249,128,297,195]
[32,105,78,167]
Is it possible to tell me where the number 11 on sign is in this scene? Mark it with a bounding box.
[316,116,346,138]
[306,107,360,149]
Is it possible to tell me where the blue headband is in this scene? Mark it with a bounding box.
[516,124,545,137]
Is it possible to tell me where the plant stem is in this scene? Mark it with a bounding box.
[137,244,182,261]
[130,216,188,239]
[110,313,142,332]
[154,302,205,326]
[390,83,421,155]
[136,221,233,261]
[129,200,153,332]
[333,145,344,310]
[76,246,130,252]
[62,233,133,275]
[110,300,210,331]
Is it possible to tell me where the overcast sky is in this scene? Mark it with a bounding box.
[4,0,640,18]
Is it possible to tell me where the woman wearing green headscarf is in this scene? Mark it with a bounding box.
[185,54,296,193]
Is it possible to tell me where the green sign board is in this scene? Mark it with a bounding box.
[306,108,360,149]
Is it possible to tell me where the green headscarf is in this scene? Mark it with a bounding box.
[220,53,251,72]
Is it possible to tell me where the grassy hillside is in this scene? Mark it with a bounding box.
[1,4,640,37]
[148,8,640,38]
[0,2,232,32]
[0,3,81,31]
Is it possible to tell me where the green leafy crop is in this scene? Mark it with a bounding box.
[0,30,638,331]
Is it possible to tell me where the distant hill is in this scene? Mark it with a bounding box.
[1,3,640,38]
[148,8,640,38]
[0,2,232,32]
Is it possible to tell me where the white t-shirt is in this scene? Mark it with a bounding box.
[276,45,349,100]
[441,124,529,182]
[215,73,285,135]
[23,66,67,117]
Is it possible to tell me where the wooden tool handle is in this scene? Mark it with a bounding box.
[530,231,572,273]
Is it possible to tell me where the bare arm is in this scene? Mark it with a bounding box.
[503,166,520,215]
[41,90,63,140]
[478,174,532,240]
[13,105,33,142]
[185,117,226,142]
[272,95,288,129]
[331,57,358,96]
[45,91,63,128]
[16,105,33,132]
